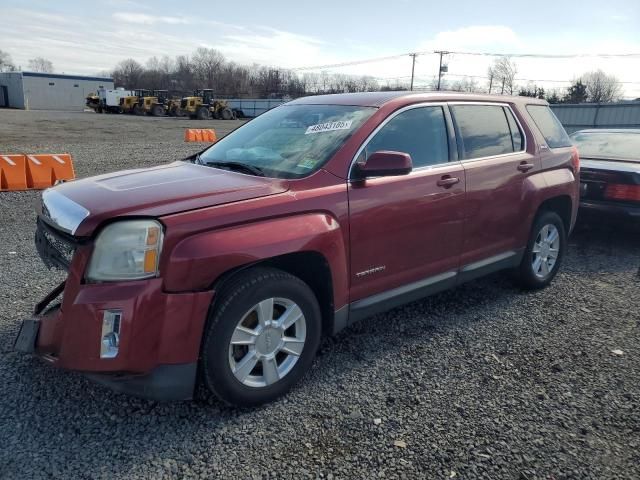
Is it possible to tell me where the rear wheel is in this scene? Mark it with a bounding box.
[221,107,233,120]
[513,210,566,290]
[201,268,321,407]
[196,106,210,120]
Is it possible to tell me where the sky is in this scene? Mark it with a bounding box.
[1,0,639,97]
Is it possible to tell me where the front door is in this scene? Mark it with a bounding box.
[348,104,466,303]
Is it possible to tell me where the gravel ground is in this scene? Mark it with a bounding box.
[0,109,639,479]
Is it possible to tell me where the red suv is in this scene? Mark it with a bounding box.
[15,92,579,406]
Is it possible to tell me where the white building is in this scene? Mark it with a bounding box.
[0,72,114,111]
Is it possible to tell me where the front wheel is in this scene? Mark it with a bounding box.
[151,104,164,116]
[513,210,566,290]
[201,268,321,407]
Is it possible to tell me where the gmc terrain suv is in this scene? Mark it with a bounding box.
[16,92,579,406]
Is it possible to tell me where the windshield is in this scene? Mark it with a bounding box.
[198,104,376,178]
[570,131,640,162]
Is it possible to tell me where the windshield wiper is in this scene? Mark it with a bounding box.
[204,160,265,177]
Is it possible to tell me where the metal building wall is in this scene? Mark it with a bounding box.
[551,102,640,133]
[227,98,285,117]
[21,72,114,111]
[0,72,25,109]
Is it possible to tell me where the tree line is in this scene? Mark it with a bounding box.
[108,48,383,98]
[0,47,629,103]
[426,57,626,104]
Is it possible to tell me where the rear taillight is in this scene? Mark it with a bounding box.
[604,183,640,202]
[571,146,580,173]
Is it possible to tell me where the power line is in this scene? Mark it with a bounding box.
[290,50,640,71]
[372,73,640,85]
[435,50,448,91]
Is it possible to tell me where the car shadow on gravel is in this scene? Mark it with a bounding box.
[1,217,638,478]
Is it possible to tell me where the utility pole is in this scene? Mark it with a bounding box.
[435,50,448,91]
[409,53,417,91]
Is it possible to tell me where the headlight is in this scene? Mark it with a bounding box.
[87,220,163,282]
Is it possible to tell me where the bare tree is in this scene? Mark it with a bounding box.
[491,57,517,95]
[0,49,15,72]
[28,57,54,73]
[192,47,225,89]
[580,70,622,103]
[112,59,144,88]
[487,66,495,94]
[451,76,481,93]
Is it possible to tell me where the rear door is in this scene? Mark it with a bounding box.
[348,104,466,302]
[449,103,537,268]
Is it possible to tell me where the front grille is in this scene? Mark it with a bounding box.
[35,219,78,271]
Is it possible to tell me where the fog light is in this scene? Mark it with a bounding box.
[101,310,121,358]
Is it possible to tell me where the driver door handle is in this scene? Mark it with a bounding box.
[437,175,460,188]
[517,162,535,172]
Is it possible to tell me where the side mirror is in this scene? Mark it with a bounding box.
[355,151,413,179]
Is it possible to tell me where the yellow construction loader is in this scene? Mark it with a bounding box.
[179,90,236,120]
[120,89,148,114]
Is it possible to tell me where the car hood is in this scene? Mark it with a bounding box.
[40,161,289,236]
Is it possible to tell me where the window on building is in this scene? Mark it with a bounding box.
[74,84,79,87]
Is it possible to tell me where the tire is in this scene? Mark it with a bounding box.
[196,106,209,120]
[132,104,144,116]
[151,104,164,116]
[221,107,233,120]
[513,210,566,290]
[201,267,322,407]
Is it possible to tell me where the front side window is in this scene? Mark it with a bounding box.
[526,105,571,148]
[198,104,375,179]
[451,105,515,160]
[364,106,449,168]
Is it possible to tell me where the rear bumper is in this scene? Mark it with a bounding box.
[579,199,640,220]
[16,279,214,401]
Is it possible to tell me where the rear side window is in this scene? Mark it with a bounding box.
[526,105,571,148]
[366,106,449,168]
[451,105,515,160]
[504,107,524,151]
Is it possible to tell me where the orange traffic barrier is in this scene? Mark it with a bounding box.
[184,128,217,143]
[0,155,28,190]
[0,153,75,191]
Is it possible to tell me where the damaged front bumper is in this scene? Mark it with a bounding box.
[16,220,214,401]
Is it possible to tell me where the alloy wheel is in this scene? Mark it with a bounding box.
[531,224,560,279]
[228,297,306,388]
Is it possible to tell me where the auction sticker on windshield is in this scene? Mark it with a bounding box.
[305,120,353,135]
